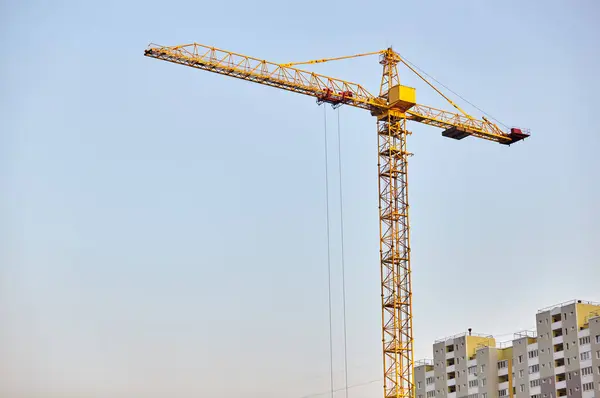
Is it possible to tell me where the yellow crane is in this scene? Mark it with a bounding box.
[144,43,529,398]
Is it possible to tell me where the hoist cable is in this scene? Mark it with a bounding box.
[336,108,349,398]
[323,105,334,398]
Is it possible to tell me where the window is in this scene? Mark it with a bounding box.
[457,371,460,377]
[498,360,508,369]
[427,391,436,398]
[528,350,539,359]
[582,382,593,391]
[418,382,422,389]
[469,380,479,388]
[499,389,508,397]
[518,355,523,363]
[482,393,487,398]
[597,366,600,375]
[482,378,487,386]
[468,366,477,375]
[427,377,435,385]
[481,364,486,373]
[581,366,593,376]
[520,369,524,378]
[596,350,600,359]
[579,336,591,345]
[596,335,600,344]
[567,358,570,365]
[531,379,541,387]
[565,343,569,350]
[581,351,591,361]
[529,364,540,374]
[520,385,525,392]
[467,394,478,398]
[531,395,541,398]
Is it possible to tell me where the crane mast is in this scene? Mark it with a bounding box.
[144,42,529,398]
[377,50,414,398]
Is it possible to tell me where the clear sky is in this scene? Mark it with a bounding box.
[1,1,599,397]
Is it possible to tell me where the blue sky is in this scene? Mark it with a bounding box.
[1,1,599,397]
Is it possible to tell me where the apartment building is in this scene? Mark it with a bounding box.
[416,300,600,398]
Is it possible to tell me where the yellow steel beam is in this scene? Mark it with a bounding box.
[281,50,384,67]
[144,43,514,145]
[144,43,383,111]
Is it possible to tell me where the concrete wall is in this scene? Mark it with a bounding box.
[536,309,554,381]
[512,337,530,398]
[434,341,447,398]
[588,316,599,398]
[416,364,428,398]
[477,346,499,398]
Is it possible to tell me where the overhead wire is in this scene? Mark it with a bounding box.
[296,378,382,398]
[336,107,349,398]
[399,54,510,129]
[323,106,335,398]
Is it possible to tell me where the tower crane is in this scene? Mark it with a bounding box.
[144,43,529,398]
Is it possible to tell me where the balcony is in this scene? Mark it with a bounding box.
[446,351,455,360]
[499,381,509,391]
[446,365,455,373]
[551,312,562,325]
[553,350,564,360]
[555,380,566,390]
[447,378,456,387]
[554,365,565,375]
[552,327,563,337]
[552,335,563,345]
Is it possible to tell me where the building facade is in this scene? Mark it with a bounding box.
[416,300,600,398]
